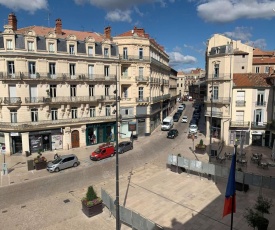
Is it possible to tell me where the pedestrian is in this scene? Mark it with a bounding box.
[54,149,59,159]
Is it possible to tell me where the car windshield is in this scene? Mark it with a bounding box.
[118,143,125,147]
[183,116,187,119]
[94,148,101,153]
[52,158,62,164]
[190,125,197,128]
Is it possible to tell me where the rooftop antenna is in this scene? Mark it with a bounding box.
[81,25,85,32]
[47,12,51,27]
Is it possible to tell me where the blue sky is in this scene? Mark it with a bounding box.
[1,0,275,73]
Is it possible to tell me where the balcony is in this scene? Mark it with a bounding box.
[0,72,116,82]
[25,97,45,103]
[136,76,149,82]
[97,95,116,101]
[230,121,250,127]
[255,101,266,107]
[251,122,267,129]
[136,97,149,103]
[152,95,162,103]
[3,97,22,105]
[204,111,223,118]
[119,55,150,62]
[169,85,177,89]
[0,115,116,131]
[204,96,230,104]
[206,73,231,81]
[236,100,246,107]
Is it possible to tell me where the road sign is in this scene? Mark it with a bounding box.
[1,146,6,154]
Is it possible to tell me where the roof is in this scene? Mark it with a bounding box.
[16,26,104,42]
[234,50,249,55]
[253,48,274,56]
[253,57,275,65]
[233,73,270,87]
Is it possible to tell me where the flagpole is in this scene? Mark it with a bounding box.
[230,144,237,230]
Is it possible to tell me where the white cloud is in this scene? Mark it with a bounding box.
[247,39,267,49]
[195,0,275,23]
[224,27,252,41]
[168,51,197,67]
[178,67,197,73]
[184,43,204,54]
[173,46,182,52]
[74,0,176,22]
[0,0,48,13]
[105,10,132,23]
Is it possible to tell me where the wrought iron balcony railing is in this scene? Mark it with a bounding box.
[204,96,230,104]
[119,55,150,62]
[136,76,149,82]
[251,122,267,129]
[230,121,250,127]
[3,97,22,104]
[206,73,231,81]
[236,100,246,107]
[255,101,266,107]
[204,111,223,117]
[136,97,149,103]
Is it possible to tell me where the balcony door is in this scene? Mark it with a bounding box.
[257,90,264,105]
[30,86,37,103]
[236,111,244,124]
[254,109,263,123]
[9,85,16,98]
[236,91,245,104]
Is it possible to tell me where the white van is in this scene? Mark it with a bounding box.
[161,116,174,131]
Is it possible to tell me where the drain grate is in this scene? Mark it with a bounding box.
[2,210,7,213]
[10,182,14,184]
[21,205,26,208]
[63,199,70,203]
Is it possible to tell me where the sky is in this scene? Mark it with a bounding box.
[0,0,275,73]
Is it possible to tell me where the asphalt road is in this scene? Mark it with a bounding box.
[0,102,197,210]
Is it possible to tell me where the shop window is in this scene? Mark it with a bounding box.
[31,108,38,122]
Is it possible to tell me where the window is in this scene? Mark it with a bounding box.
[105,85,110,96]
[10,109,17,123]
[70,85,76,97]
[265,66,269,73]
[89,85,94,96]
[50,85,57,98]
[88,65,94,79]
[139,67,144,77]
[69,64,75,77]
[177,83,179,87]
[89,106,96,117]
[69,45,75,54]
[105,105,111,116]
[138,87,144,100]
[104,48,109,57]
[242,54,245,58]
[123,47,128,59]
[213,86,219,100]
[88,46,93,56]
[214,64,219,78]
[242,66,244,70]
[255,109,263,123]
[28,62,36,77]
[49,43,55,52]
[236,111,244,122]
[139,48,143,59]
[51,108,58,120]
[104,65,109,77]
[122,67,128,77]
[257,90,265,105]
[49,63,56,77]
[215,47,220,54]
[255,67,260,73]
[6,40,13,50]
[122,87,128,98]
[7,61,15,76]
[31,109,38,122]
[28,41,34,51]
[71,107,77,119]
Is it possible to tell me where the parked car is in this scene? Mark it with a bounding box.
[189,124,198,134]
[193,114,200,120]
[190,118,198,126]
[181,116,188,123]
[115,141,133,154]
[90,144,115,160]
[167,129,179,139]
[173,113,180,122]
[47,154,79,172]
[177,109,183,115]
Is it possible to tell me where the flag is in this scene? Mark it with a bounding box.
[223,151,236,217]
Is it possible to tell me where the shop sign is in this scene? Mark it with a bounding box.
[128,122,136,131]
[10,132,20,136]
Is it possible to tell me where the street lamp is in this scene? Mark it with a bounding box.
[209,82,213,162]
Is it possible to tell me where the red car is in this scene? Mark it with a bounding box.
[90,144,115,160]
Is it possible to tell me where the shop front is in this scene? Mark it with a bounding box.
[10,132,22,154]
[251,131,264,146]
[86,122,116,146]
[29,129,63,153]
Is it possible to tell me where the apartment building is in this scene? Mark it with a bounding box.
[0,13,176,155]
[114,27,175,137]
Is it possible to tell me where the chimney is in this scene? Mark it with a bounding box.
[55,18,62,35]
[8,12,17,31]
[104,26,111,40]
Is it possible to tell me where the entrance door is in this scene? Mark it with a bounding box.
[71,130,80,148]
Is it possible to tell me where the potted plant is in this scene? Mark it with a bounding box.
[196,139,206,151]
[82,186,103,217]
[244,196,273,230]
[34,154,47,170]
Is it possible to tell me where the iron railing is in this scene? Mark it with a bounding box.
[3,97,22,104]
[230,121,250,127]
[251,122,267,129]
[236,100,246,107]
[204,96,231,104]
[136,97,149,103]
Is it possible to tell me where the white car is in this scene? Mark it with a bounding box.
[189,124,198,134]
[181,116,188,123]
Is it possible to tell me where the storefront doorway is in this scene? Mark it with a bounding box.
[71,130,80,148]
[252,134,262,146]
[11,135,22,154]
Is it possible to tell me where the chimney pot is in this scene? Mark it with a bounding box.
[8,12,17,31]
[104,26,111,40]
[55,18,62,35]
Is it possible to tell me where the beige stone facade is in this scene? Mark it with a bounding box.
[0,14,177,155]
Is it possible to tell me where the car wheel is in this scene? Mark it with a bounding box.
[130,146,133,150]
[73,162,78,167]
[121,150,124,154]
[111,153,114,157]
[54,167,60,172]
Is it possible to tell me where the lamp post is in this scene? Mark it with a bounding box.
[209,78,213,162]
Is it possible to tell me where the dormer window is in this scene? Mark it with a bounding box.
[6,40,13,50]
[215,47,220,54]
[49,43,55,52]
[69,45,75,55]
[28,41,34,51]
[104,48,109,57]
[88,46,93,56]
